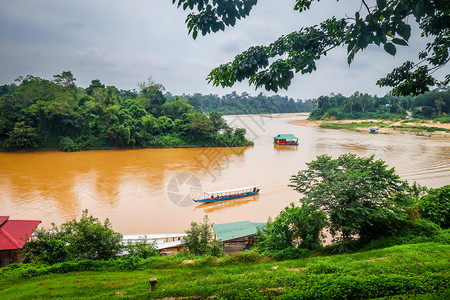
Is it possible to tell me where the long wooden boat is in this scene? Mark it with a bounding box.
[192,185,260,203]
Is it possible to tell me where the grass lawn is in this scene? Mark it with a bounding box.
[0,242,449,299]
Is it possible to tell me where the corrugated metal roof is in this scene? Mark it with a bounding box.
[0,218,41,250]
[273,134,299,140]
[122,233,187,240]
[121,234,186,253]
[0,216,9,226]
[213,221,265,242]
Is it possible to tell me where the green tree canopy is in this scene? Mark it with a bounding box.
[22,210,123,263]
[173,0,449,96]
[289,153,412,242]
[184,215,222,256]
[417,184,450,229]
[0,73,253,150]
[257,203,327,252]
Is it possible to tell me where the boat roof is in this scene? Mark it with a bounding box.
[273,134,299,140]
[205,185,260,195]
[122,233,187,240]
[213,221,266,242]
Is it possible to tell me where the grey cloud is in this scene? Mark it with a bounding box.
[0,0,442,100]
[63,21,85,29]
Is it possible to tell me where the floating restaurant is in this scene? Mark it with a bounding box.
[273,134,299,145]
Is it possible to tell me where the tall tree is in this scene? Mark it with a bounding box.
[184,215,215,255]
[173,0,449,96]
[137,78,166,117]
[53,71,76,90]
[435,98,445,115]
[289,154,411,242]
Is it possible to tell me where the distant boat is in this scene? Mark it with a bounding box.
[369,127,378,134]
[273,134,299,145]
[193,185,260,203]
[416,132,431,137]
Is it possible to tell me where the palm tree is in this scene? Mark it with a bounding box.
[435,98,445,116]
[344,98,355,114]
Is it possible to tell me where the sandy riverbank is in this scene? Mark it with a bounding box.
[260,112,310,118]
[289,119,450,136]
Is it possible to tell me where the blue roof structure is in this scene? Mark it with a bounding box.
[213,221,265,242]
[273,134,299,140]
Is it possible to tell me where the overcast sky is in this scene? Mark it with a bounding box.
[0,1,446,100]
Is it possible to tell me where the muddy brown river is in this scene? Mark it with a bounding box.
[1,114,449,233]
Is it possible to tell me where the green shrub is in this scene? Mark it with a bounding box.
[123,236,159,258]
[0,256,180,283]
[184,215,215,256]
[433,115,450,123]
[194,255,220,266]
[282,274,449,299]
[417,185,450,228]
[22,210,123,264]
[161,134,184,147]
[229,250,262,263]
[320,239,361,255]
[22,226,73,264]
[361,225,448,251]
[58,136,81,152]
[207,241,224,257]
[305,260,344,274]
[263,247,310,260]
[256,203,327,252]
[406,218,441,237]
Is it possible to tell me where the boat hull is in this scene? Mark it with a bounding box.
[193,191,259,203]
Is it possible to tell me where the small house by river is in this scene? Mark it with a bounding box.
[273,134,299,145]
[213,221,265,254]
[0,216,41,267]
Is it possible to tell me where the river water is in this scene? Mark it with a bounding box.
[1,114,449,233]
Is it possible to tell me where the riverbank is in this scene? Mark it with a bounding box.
[1,242,448,299]
[290,118,450,136]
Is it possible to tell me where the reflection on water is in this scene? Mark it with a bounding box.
[273,144,299,152]
[1,114,449,233]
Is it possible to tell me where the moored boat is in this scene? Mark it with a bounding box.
[273,134,299,145]
[193,185,260,203]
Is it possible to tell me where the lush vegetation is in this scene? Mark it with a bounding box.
[8,155,450,298]
[418,185,450,229]
[1,241,449,299]
[174,91,315,115]
[22,210,158,265]
[174,0,449,96]
[256,154,449,258]
[309,88,450,120]
[289,154,413,243]
[0,73,252,151]
[183,215,223,256]
[257,204,327,253]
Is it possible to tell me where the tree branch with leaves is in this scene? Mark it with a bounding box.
[173,0,449,96]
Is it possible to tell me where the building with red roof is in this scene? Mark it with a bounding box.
[0,216,41,267]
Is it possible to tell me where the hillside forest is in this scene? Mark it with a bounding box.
[1,72,449,151]
[309,88,450,121]
[0,73,256,151]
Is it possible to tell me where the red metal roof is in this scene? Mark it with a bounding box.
[0,216,8,226]
[0,216,41,251]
